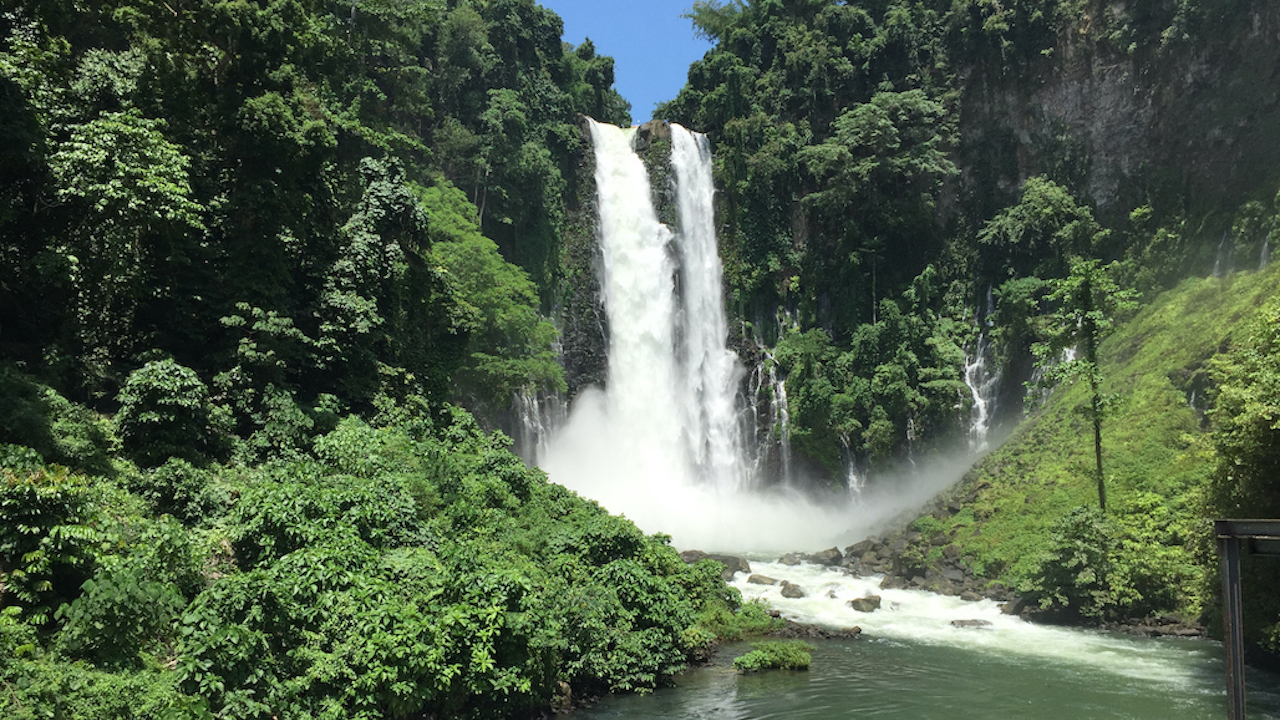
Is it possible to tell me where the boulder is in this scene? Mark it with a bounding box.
[848,595,882,613]
[780,581,807,598]
[960,590,983,602]
[550,681,573,714]
[807,547,844,566]
[942,544,961,560]
[879,575,908,590]
[951,619,993,629]
[747,574,779,586]
[679,550,752,581]
[1001,597,1029,616]
[779,552,804,566]
[941,568,966,583]
[930,532,949,546]
[845,539,874,557]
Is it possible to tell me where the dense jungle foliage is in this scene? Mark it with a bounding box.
[4,0,1280,712]
[0,0,629,431]
[659,0,1280,473]
[0,1,785,717]
[0,404,766,718]
[656,0,1280,650]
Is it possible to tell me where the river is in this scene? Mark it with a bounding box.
[575,561,1280,719]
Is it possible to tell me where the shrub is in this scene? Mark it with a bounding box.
[1022,506,1116,620]
[0,465,98,624]
[116,359,216,467]
[128,458,223,525]
[733,641,814,673]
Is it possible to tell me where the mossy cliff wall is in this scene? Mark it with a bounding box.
[960,3,1280,223]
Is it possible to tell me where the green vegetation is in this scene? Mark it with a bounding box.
[1205,291,1280,651]
[732,640,813,673]
[0,399,771,718]
[928,263,1280,624]
[660,0,1279,474]
[1031,258,1140,511]
[0,0,628,436]
[0,2,793,716]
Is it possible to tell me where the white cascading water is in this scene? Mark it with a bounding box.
[670,126,749,489]
[541,119,981,552]
[513,387,566,466]
[963,333,999,453]
[540,120,871,552]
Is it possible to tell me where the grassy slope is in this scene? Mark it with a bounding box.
[937,263,1280,614]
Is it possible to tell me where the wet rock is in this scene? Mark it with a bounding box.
[780,581,807,598]
[960,590,984,602]
[951,619,993,629]
[861,551,879,565]
[942,568,966,583]
[550,680,574,713]
[1001,597,1029,616]
[771,622,862,640]
[679,550,751,581]
[807,547,844,566]
[879,575,908,590]
[930,533,949,546]
[845,539,874,557]
[947,501,964,515]
[747,574,779,585]
[943,544,961,560]
[848,595,882,613]
[779,552,804,566]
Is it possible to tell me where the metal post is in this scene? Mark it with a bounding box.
[1218,526,1246,720]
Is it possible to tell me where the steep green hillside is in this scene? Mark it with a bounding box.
[923,262,1280,625]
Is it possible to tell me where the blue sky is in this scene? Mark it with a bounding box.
[538,0,714,124]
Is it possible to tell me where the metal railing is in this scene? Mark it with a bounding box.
[1215,519,1280,720]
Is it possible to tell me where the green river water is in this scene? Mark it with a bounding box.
[575,561,1280,720]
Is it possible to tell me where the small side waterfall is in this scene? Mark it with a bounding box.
[514,387,566,464]
[963,333,999,452]
[1262,232,1272,271]
[1213,230,1231,277]
[767,348,794,486]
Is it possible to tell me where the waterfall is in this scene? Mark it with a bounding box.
[766,348,793,486]
[670,125,749,489]
[963,333,999,453]
[514,387,565,465]
[539,119,971,552]
[1262,232,1272,271]
[1213,230,1231,277]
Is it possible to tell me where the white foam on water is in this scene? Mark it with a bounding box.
[733,561,1212,688]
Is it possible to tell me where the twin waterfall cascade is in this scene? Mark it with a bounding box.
[539,119,983,552]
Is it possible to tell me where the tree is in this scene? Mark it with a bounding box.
[1032,258,1138,512]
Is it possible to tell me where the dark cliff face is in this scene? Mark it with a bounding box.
[959,3,1280,224]
[556,116,609,401]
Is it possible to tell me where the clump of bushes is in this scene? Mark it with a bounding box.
[732,641,814,673]
[2,398,764,719]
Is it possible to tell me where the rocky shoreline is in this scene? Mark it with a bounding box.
[678,532,1207,641]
